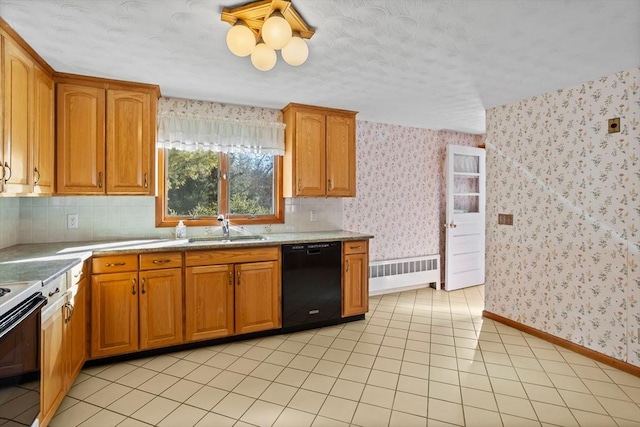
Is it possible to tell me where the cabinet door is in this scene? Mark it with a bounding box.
[91,272,138,358]
[56,84,105,194]
[326,114,356,197]
[106,89,152,194]
[41,304,65,427]
[235,261,281,335]
[342,253,369,317]
[2,37,33,194]
[294,111,326,196]
[32,65,54,195]
[139,268,183,350]
[185,265,234,341]
[65,276,87,383]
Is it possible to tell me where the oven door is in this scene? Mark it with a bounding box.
[0,293,47,427]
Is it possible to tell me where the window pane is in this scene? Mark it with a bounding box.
[228,152,274,216]
[166,149,219,217]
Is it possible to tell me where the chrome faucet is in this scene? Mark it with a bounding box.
[217,214,230,237]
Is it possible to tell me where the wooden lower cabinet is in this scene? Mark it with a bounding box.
[184,255,281,342]
[185,265,235,341]
[91,272,139,358]
[342,241,369,317]
[235,261,281,334]
[139,268,183,350]
[40,301,65,427]
[65,275,87,385]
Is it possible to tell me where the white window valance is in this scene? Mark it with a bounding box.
[156,110,286,155]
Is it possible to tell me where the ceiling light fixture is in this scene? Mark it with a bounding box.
[221,0,315,71]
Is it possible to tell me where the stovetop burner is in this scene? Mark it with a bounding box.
[0,287,11,298]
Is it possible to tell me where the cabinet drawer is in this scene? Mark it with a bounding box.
[92,255,138,274]
[185,247,279,266]
[139,252,183,270]
[69,260,88,284]
[343,240,368,255]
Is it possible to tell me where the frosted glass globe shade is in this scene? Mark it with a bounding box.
[226,22,256,57]
[251,42,277,71]
[261,12,292,49]
[281,35,308,66]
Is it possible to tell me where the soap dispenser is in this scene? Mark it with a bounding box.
[175,220,187,239]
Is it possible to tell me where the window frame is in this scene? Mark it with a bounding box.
[155,148,284,227]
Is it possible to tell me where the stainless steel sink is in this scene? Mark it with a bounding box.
[188,234,267,243]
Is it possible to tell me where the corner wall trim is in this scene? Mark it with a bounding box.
[482,310,640,377]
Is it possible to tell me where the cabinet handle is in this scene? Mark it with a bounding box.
[64,302,75,323]
[74,270,83,280]
[141,278,146,294]
[346,260,350,273]
[132,278,137,295]
[98,171,103,188]
[63,302,70,323]
[34,167,41,185]
[349,245,362,250]
[328,178,332,190]
[236,270,241,284]
[144,173,148,188]
[229,271,233,286]
[48,287,60,297]
[105,262,126,267]
[297,179,301,192]
[3,162,11,183]
[152,259,171,264]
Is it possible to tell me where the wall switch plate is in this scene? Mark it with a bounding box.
[67,214,78,229]
[309,210,317,222]
[498,213,513,225]
[608,117,620,134]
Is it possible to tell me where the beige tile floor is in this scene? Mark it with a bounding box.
[51,285,640,427]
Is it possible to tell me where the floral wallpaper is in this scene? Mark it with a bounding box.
[485,67,640,367]
[343,121,481,264]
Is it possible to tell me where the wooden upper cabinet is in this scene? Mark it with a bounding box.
[56,84,105,194]
[2,36,33,194]
[32,65,54,194]
[326,114,356,196]
[283,103,357,198]
[55,76,158,195]
[293,111,326,196]
[106,89,153,194]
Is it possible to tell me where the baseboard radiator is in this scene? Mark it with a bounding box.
[369,255,440,296]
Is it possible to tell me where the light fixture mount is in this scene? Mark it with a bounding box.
[221,0,315,70]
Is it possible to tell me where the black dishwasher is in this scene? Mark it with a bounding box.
[282,241,342,332]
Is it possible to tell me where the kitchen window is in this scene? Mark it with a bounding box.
[156,149,283,226]
[155,105,286,227]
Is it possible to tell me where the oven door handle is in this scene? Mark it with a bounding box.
[0,293,47,340]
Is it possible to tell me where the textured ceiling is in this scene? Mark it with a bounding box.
[1,0,639,134]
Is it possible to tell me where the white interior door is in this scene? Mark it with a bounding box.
[444,145,486,291]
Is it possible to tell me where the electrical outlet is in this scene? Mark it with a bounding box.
[309,210,317,222]
[67,214,78,229]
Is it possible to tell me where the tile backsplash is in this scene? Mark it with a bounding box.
[0,196,343,248]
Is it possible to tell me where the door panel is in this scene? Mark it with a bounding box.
[326,114,355,196]
[139,268,183,350]
[294,111,325,196]
[56,84,105,194]
[185,265,234,341]
[32,66,54,194]
[3,38,33,194]
[342,253,368,317]
[444,145,486,291]
[90,272,138,357]
[106,89,151,194]
[235,261,280,334]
